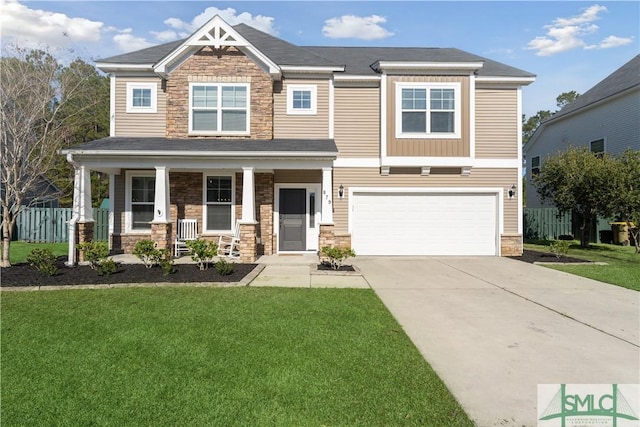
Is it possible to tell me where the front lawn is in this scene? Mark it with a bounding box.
[1,241,68,264]
[1,287,472,426]
[524,241,640,291]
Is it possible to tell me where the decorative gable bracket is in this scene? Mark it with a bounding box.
[154,15,281,79]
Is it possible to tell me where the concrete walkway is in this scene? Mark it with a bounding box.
[353,256,640,427]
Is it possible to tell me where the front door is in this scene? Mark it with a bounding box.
[279,188,306,251]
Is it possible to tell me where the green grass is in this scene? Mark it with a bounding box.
[1,287,472,427]
[1,242,68,265]
[525,241,640,291]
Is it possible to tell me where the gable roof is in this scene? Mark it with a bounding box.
[546,55,640,122]
[96,16,534,80]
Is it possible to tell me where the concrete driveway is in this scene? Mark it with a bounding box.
[354,256,640,427]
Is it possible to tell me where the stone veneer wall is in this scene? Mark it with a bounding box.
[500,234,523,256]
[76,221,94,263]
[255,173,274,256]
[165,46,273,139]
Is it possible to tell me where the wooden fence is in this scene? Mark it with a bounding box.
[523,208,572,240]
[13,208,109,242]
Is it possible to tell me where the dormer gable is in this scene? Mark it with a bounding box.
[154,15,281,79]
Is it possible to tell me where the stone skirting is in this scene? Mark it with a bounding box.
[151,222,173,252]
[238,223,257,262]
[501,234,523,256]
[77,221,94,263]
[319,224,336,249]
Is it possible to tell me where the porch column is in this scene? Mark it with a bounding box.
[239,167,257,262]
[240,167,256,223]
[321,167,333,224]
[319,167,336,250]
[151,166,172,251]
[75,165,94,263]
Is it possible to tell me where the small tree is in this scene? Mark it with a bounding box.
[534,147,618,248]
[610,149,640,253]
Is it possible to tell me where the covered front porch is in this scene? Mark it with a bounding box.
[62,137,338,264]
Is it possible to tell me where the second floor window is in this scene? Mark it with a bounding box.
[126,82,157,113]
[287,84,317,115]
[190,83,250,135]
[396,83,461,138]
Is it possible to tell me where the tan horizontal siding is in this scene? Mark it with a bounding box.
[332,167,518,235]
[387,76,470,157]
[334,87,380,157]
[273,79,329,139]
[475,89,518,158]
[114,77,166,137]
[274,170,322,183]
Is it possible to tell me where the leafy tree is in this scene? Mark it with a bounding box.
[534,147,618,248]
[556,90,580,109]
[610,149,640,253]
[0,47,101,267]
[522,110,552,145]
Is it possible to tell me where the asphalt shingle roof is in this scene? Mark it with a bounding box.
[96,22,535,78]
[64,137,338,156]
[548,55,640,121]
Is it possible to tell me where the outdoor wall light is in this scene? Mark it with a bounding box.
[338,184,344,199]
[508,184,517,199]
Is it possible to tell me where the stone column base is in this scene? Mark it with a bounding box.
[239,223,257,262]
[319,224,336,249]
[151,222,173,252]
[501,234,523,256]
[77,221,94,263]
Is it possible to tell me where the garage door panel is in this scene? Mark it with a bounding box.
[352,192,497,256]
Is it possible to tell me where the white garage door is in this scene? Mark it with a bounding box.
[351,192,498,256]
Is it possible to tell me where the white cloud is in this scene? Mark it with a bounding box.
[163,7,277,35]
[112,29,153,52]
[526,4,632,56]
[322,15,394,40]
[586,35,634,50]
[151,30,179,43]
[0,0,103,49]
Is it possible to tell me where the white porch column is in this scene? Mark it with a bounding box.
[78,165,93,222]
[152,166,171,223]
[241,167,256,223]
[321,167,334,224]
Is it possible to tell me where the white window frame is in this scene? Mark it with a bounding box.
[188,83,250,136]
[125,82,157,113]
[125,170,155,234]
[395,82,461,139]
[202,174,235,234]
[589,138,606,154]
[286,84,317,115]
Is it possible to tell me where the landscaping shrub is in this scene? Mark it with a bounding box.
[132,240,160,268]
[97,258,118,276]
[77,241,109,270]
[549,240,571,259]
[185,239,218,270]
[157,248,176,276]
[26,248,58,276]
[215,258,234,276]
[321,246,356,270]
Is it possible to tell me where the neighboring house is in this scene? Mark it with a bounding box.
[1,175,61,209]
[524,55,640,208]
[62,15,535,262]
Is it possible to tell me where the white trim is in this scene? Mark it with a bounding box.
[241,167,256,224]
[125,82,157,114]
[108,174,115,250]
[96,63,154,72]
[395,82,462,139]
[151,166,171,224]
[125,170,155,234]
[516,87,523,235]
[280,65,345,73]
[63,149,337,159]
[188,82,251,136]
[202,173,236,234]
[380,156,519,168]
[329,79,335,139]
[475,76,536,86]
[321,167,333,224]
[274,184,322,252]
[380,74,388,159]
[286,84,317,115]
[109,76,116,136]
[469,74,476,158]
[333,158,380,168]
[348,186,504,255]
[333,75,381,82]
[374,61,484,73]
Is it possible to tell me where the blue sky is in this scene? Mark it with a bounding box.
[1,1,638,117]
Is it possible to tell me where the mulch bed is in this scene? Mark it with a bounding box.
[317,262,356,272]
[0,257,257,287]
[508,249,592,264]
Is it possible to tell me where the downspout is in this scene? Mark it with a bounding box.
[66,153,79,267]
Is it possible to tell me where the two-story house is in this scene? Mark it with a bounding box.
[524,55,640,209]
[62,15,535,263]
